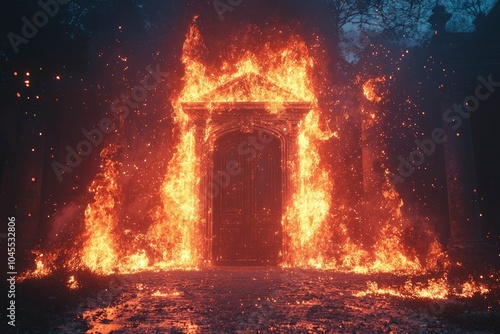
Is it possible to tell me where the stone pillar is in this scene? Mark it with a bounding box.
[441,93,484,261]
[283,115,301,263]
[190,109,210,262]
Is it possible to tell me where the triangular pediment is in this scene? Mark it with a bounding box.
[195,73,307,103]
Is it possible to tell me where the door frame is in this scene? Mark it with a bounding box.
[182,102,311,264]
[211,127,283,264]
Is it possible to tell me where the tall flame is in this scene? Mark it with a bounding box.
[81,147,120,274]
[147,125,201,268]
[177,20,335,266]
[179,22,315,105]
[23,18,454,283]
[286,110,334,267]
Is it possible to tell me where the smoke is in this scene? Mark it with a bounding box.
[46,201,85,246]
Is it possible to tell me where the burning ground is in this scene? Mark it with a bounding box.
[3,267,500,333]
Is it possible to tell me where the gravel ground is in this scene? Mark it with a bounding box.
[4,267,500,333]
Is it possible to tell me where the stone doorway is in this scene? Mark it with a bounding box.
[181,73,312,265]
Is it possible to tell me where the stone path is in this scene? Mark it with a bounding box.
[53,267,497,333]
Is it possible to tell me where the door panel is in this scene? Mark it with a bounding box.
[213,129,282,265]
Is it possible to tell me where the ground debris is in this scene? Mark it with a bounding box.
[4,267,499,333]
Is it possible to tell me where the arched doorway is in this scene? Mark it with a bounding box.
[212,129,282,265]
[181,74,312,265]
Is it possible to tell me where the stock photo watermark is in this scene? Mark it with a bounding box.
[6,217,17,327]
[391,74,500,184]
[7,0,71,54]
[51,64,169,182]
[213,0,243,21]
[203,129,274,200]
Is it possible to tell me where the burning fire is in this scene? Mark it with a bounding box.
[67,275,79,290]
[177,19,337,268]
[22,17,486,301]
[362,76,385,103]
[80,147,121,274]
[285,110,335,267]
[178,20,315,106]
[355,275,490,300]
[22,251,54,279]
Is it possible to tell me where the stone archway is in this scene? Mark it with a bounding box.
[183,101,310,264]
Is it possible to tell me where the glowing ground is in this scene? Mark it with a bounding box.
[8,267,500,333]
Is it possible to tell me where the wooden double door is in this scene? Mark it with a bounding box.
[212,129,282,265]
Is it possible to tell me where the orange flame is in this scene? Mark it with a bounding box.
[285,110,334,267]
[147,125,201,268]
[80,147,120,274]
[363,76,385,103]
[67,275,79,290]
[22,17,454,280]
[355,275,490,299]
[178,21,315,106]
[176,19,335,267]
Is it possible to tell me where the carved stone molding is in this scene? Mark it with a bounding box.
[182,102,310,262]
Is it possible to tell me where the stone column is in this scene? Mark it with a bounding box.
[283,116,300,263]
[441,93,484,261]
[184,107,210,262]
[280,107,311,264]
